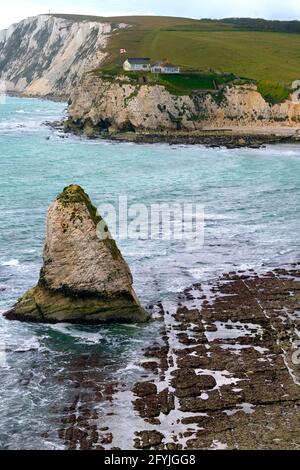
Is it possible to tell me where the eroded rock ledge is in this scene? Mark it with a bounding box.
[53,265,300,450]
[5,185,149,324]
[131,266,300,450]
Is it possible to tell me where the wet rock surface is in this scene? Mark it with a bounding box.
[48,265,300,449]
[130,265,300,450]
[109,132,299,149]
[134,430,164,449]
[61,120,300,149]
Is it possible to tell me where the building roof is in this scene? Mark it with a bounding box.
[126,58,151,64]
[152,61,179,68]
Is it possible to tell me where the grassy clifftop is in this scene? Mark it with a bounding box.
[53,14,300,83]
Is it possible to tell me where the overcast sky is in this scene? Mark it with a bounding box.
[1,0,300,30]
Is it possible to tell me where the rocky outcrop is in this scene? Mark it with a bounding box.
[66,73,300,133]
[0,15,126,98]
[67,73,198,132]
[5,185,149,324]
[196,84,300,127]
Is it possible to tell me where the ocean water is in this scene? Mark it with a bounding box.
[0,96,300,449]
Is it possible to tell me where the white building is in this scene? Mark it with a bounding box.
[151,61,180,74]
[123,58,151,72]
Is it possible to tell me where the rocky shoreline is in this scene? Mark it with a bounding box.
[50,120,300,149]
[54,264,300,450]
[108,131,300,149]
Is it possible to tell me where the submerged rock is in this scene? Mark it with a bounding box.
[5,185,149,324]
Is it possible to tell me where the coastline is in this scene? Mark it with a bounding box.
[1,10,300,452]
[7,93,300,149]
[1,95,300,449]
[57,264,300,450]
[59,120,300,149]
[108,130,300,149]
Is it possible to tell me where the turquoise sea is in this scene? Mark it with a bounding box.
[0,96,300,449]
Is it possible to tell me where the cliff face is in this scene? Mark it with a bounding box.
[196,85,300,127]
[5,185,149,324]
[0,15,124,98]
[67,73,300,133]
[68,73,198,132]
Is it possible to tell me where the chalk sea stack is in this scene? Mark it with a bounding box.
[5,185,149,324]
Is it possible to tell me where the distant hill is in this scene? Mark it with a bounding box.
[218,17,300,34]
[55,14,300,83]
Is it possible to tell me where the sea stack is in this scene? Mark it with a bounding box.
[5,185,149,324]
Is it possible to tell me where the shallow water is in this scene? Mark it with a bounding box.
[0,96,300,449]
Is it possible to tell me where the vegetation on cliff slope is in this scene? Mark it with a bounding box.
[257,80,291,105]
[94,65,290,104]
[93,64,238,95]
[57,185,121,260]
[57,185,102,226]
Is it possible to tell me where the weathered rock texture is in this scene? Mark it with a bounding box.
[53,265,300,450]
[0,15,126,98]
[67,74,300,133]
[131,266,300,450]
[5,185,148,324]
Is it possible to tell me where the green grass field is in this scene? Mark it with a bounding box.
[55,14,300,84]
[94,64,238,95]
[99,16,300,84]
[155,73,237,95]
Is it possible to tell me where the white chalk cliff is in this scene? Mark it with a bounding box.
[67,74,300,133]
[0,14,125,98]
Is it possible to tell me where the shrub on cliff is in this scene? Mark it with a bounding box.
[257,80,291,105]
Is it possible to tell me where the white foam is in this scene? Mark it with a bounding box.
[200,393,209,400]
[196,369,243,389]
[118,361,144,372]
[13,337,40,352]
[220,343,269,355]
[224,402,255,416]
[1,259,20,267]
[211,440,228,450]
[49,323,104,344]
[206,320,262,342]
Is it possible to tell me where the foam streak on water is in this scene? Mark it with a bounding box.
[0,96,300,449]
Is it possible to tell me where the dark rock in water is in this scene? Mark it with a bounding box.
[131,265,300,449]
[5,185,149,324]
[171,368,216,398]
[133,382,158,397]
[134,430,164,449]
